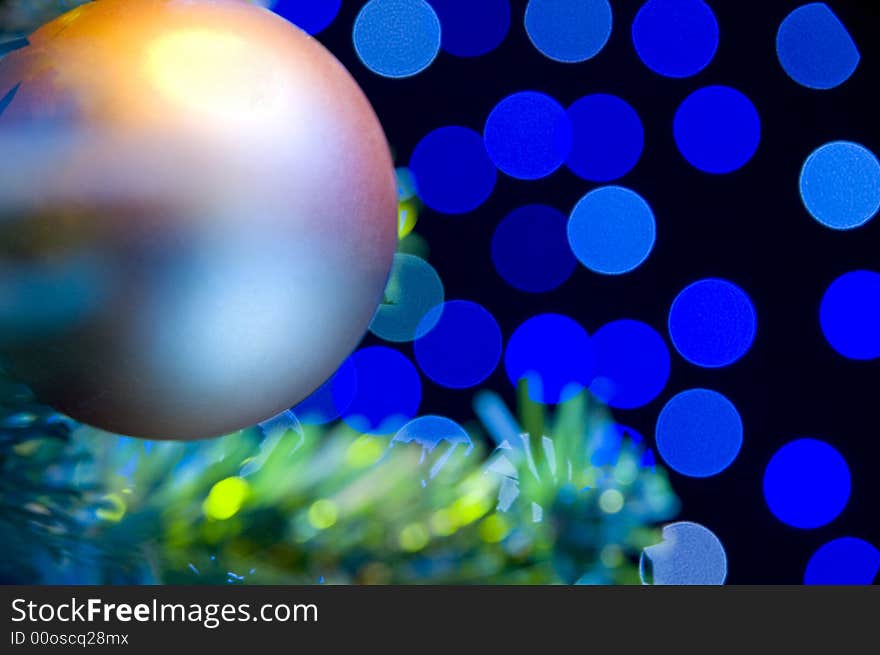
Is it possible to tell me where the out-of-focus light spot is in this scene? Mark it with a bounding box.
[339,346,422,435]
[484,91,572,180]
[353,0,441,78]
[566,94,644,182]
[345,435,384,468]
[800,141,880,230]
[430,508,458,536]
[491,204,576,293]
[674,85,760,174]
[204,477,250,521]
[656,389,743,478]
[641,521,727,585]
[428,0,511,57]
[410,126,497,214]
[308,499,338,530]
[370,253,444,343]
[567,186,656,275]
[398,200,419,238]
[804,537,880,585]
[668,278,757,368]
[392,415,473,453]
[632,0,719,78]
[590,320,670,409]
[599,489,624,514]
[270,0,342,35]
[396,167,417,201]
[479,514,510,543]
[293,356,357,425]
[414,301,502,388]
[764,438,851,529]
[524,0,613,63]
[504,313,594,404]
[777,3,859,90]
[96,494,126,523]
[820,270,880,360]
[399,523,430,551]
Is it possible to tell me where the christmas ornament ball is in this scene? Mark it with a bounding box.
[0,0,397,439]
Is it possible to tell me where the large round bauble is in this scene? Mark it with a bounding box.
[0,0,397,439]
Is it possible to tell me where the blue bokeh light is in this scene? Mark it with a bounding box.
[590,320,671,410]
[777,3,860,90]
[800,141,880,230]
[492,204,577,293]
[270,0,341,35]
[820,270,880,360]
[353,0,441,78]
[668,278,757,368]
[428,0,511,57]
[370,254,445,343]
[640,521,728,585]
[764,439,851,529]
[484,91,573,180]
[674,85,761,174]
[524,0,613,63]
[293,356,357,425]
[414,300,502,389]
[567,186,656,275]
[504,314,594,404]
[410,126,497,214]
[804,537,880,585]
[656,389,743,478]
[631,0,719,78]
[566,94,644,182]
[392,415,473,453]
[338,346,422,435]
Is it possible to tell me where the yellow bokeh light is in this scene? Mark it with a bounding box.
[308,499,338,530]
[599,489,625,514]
[96,493,126,523]
[429,509,457,537]
[398,200,419,239]
[203,476,250,520]
[345,435,384,468]
[399,523,430,552]
[479,514,510,543]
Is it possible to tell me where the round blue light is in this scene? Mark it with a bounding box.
[428,0,511,57]
[353,0,441,78]
[524,0,613,63]
[668,278,757,368]
[414,300,502,389]
[566,94,644,182]
[674,85,761,174]
[270,0,341,35]
[777,3,860,90]
[631,0,719,78]
[656,389,743,478]
[764,438,851,529]
[339,346,422,435]
[800,141,880,230]
[410,126,497,214]
[484,91,572,180]
[392,415,473,453]
[293,356,357,425]
[567,186,656,275]
[804,537,880,585]
[370,254,444,343]
[640,521,728,585]
[590,320,670,410]
[491,204,577,293]
[504,313,594,404]
[820,270,880,360]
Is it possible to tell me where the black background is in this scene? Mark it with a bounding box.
[308,0,880,584]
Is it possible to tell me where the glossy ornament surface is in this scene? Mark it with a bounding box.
[0,0,397,439]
